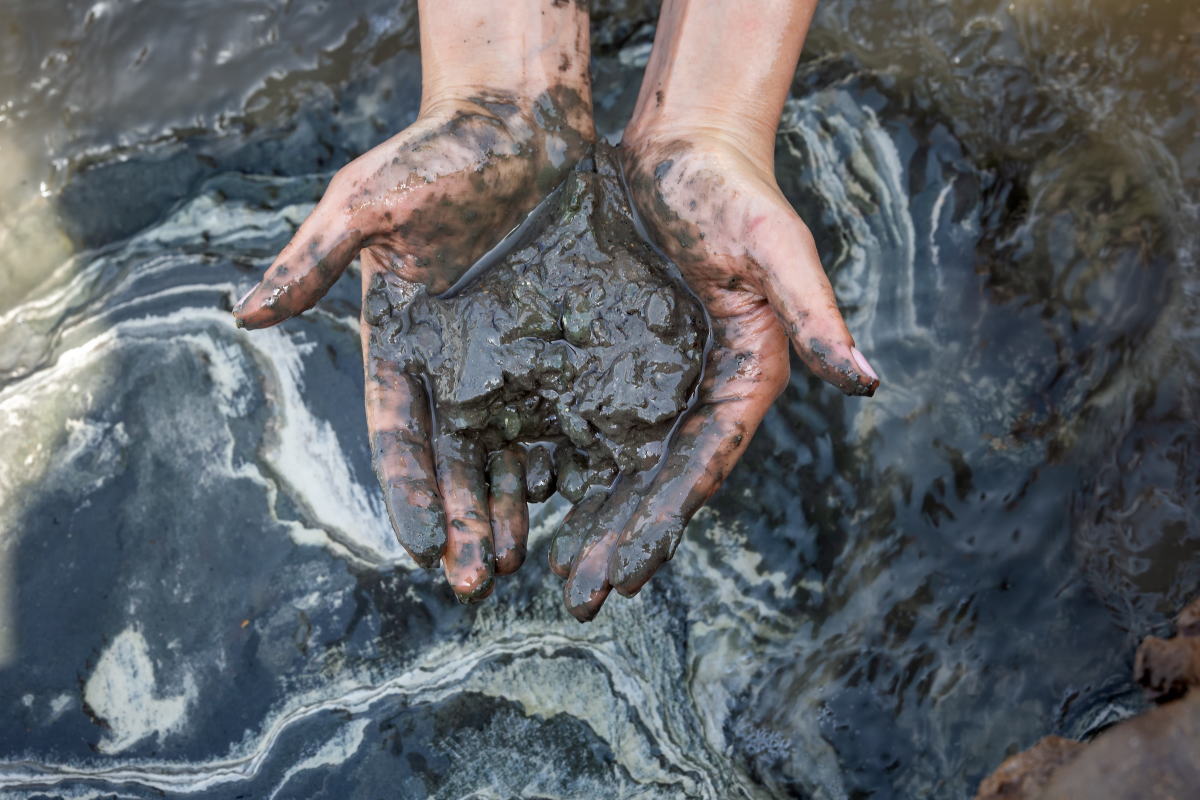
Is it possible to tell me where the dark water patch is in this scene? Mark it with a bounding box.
[0,1,1196,798]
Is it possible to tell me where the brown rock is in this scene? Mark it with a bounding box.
[1037,692,1200,800]
[1176,596,1200,637]
[1135,636,1200,702]
[974,736,1085,799]
[978,597,1200,800]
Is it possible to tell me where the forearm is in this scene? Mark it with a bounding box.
[624,0,817,168]
[418,0,592,113]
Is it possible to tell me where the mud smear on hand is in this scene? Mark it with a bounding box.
[365,143,707,502]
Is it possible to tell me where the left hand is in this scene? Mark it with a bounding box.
[551,130,879,621]
[232,87,592,602]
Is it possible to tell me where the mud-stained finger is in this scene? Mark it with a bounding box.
[488,448,529,576]
[232,193,364,329]
[547,489,607,579]
[607,340,778,596]
[562,473,652,622]
[434,431,495,602]
[365,353,445,568]
[753,208,879,396]
[524,444,556,503]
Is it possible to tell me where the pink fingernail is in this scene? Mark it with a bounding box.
[851,346,879,382]
[232,285,257,313]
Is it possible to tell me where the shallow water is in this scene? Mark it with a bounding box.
[0,1,1197,798]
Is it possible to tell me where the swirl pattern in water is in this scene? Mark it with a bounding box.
[0,1,1196,797]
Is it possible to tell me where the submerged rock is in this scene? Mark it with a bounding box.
[974,736,1085,800]
[366,143,707,501]
[976,595,1200,800]
[1135,596,1200,703]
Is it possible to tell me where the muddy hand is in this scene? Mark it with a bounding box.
[550,280,807,621]
[366,271,535,599]
[555,142,878,620]
[231,89,591,325]
[232,0,595,599]
[551,0,879,621]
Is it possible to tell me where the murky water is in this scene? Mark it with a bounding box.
[0,1,1197,797]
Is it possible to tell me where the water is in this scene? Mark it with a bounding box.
[0,1,1196,797]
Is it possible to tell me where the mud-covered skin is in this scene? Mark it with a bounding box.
[233,86,593,329]
[486,449,529,575]
[620,135,879,396]
[526,131,885,620]
[542,132,884,621]
[366,143,706,512]
[231,59,596,597]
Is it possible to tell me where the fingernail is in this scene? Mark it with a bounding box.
[232,285,257,315]
[851,346,879,383]
[454,574,494,604]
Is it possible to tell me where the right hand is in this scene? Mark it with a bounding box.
[232,87,593,601]
[550,129,880,621]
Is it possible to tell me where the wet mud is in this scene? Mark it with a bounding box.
[365,143,707,503]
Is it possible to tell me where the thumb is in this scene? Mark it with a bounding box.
[754,208,880,396]
[232,191,364,330]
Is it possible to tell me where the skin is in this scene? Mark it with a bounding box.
[232,0,594,601]
[552,0,881,621]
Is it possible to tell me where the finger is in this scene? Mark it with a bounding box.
[488,449,529,576]
[434,431,495,602]
[753,207,880,396]
[547,490,607,579]
[554,447,589,504]
[607,324,781,596]
[524,444,556,503]
[562,474,651,622]
[365,352,446,568]
[232,186,364,329]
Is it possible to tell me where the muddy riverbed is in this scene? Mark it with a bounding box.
[0,1,1196,797]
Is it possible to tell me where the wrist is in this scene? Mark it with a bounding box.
[420,57,580,115]
[623,0,816,172]
[417,0,592,131]
[623,114,778,176]
[418,83,595,155]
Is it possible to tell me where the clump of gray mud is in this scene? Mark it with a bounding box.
[364,144,708,500]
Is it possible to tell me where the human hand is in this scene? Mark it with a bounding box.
[232,0,594,602]
[548,130,878,621]
[542,0,879,621]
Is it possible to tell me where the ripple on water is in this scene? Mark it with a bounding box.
[0,1,1197,798]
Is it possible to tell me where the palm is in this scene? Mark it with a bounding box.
[235,93,589,327]
[233,91,593,601]
[546,135,878,621]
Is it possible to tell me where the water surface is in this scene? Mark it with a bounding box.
[0,1,1197,797]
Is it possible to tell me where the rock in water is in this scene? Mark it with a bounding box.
[365,144,707,501]
[974,736,1085,800]
[975,595,1200,800]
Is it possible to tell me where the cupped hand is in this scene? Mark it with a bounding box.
[232,88,593,601]
[551,131,879,621]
